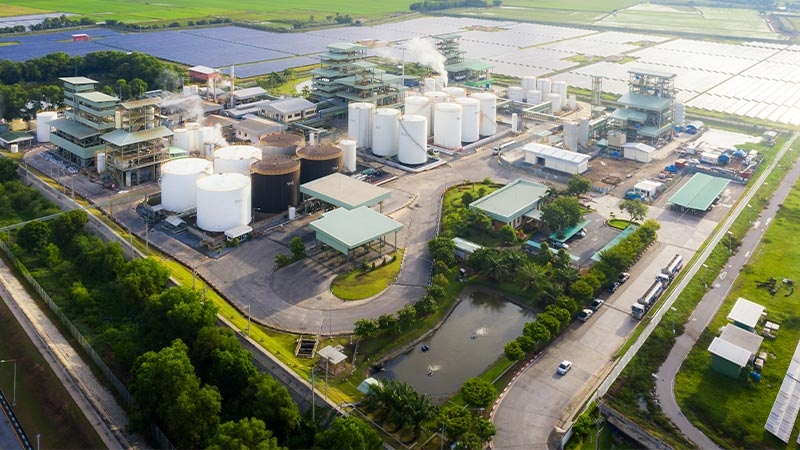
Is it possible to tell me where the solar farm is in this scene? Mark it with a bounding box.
[3,13,800,125]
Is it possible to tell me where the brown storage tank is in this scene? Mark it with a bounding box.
[251,157,301,213]
[296,144,343,185]
[260,133,304,158]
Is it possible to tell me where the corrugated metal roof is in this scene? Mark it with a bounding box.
[101,126,172,146]
[49,118,100,139]
[708,337,750,367]
[309,206,403,254]
[59,76,98,85]
[261,97,316,115]
[233,117,286,135]
[609,108,647,122]
[300,173,390,209]
[327,42,366,52]
[617,93,672,111]
[120,97,162,109]
[523,143,591,164]
[469,178,549,223]
[720,325,763,356]
[232,87,268,100]
[628,68,676,79]
[75,91,118,103]
[726,297,765,329]
[668,173,730,211]
[623,142,656,153]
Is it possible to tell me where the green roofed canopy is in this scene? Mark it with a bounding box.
[668,173,730,212]
[309,206,403,254]
[469,179,549,224]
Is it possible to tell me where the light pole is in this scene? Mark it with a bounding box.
[0,359,16,407]
[727,231,733,253]
[670,307,677,335]
[36,433,40,450]
[702,263,709,288]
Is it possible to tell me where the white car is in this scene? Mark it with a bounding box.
[577,308,594,322]
[557,360,572,375]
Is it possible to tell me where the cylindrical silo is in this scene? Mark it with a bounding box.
[472,92,497,137]
[579,117,590,147]
[552,81,568,105]
[537,78,551,94]
[213,145,261,175]
[173,128,190,152]
[434,76,446,91]
[372,108,400,157]
[511,113,519,133]
[146,107,156,129]
[251,157,301,214]
[423,77,437,93]
[196,173,251,232]
[529,90,543,104]
[348,102,375,149]
[508,86,524,103]
[398,115,428,165]
[260,133,304,158]
[96,153,107,174]
[160,158,213,212]
[297,144,344,184]
[340,139,358,173]
[405,96,430,132]
[424,92,449,134]
[35,111,57,142]
[522,76,537,91]
[563,122,579,151]
[433,103,462,149]
[675,102,686,126]
[456,97,480,143]
[569,94,577,110]
[548,93,562,113]
[442,86,466,99]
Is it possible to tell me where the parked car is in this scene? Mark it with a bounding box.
[589,298,604,311]
[577,228,587,238]
[557,360,572,375]
[551,240,569,250]
[577,308,594,322]
[618,272,631,284]
[608,281,621,293]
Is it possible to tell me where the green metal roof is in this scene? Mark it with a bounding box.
[309,206,403,254]
[0,131,33,144]
[49,118,100,139]
[668,173,730,211]
[101,126,173,147]
[327,42,366,52]
[609,108,647,123]
[469,179,549,223]
[300,173,391,209]
[549,219,590,241]
[446,60,493,72]
[617,93,671,111]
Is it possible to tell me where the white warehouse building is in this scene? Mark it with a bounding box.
[523,143,590,175]
[623,142,657,163]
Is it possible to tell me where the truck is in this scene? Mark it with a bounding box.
[631,279,665,320]
[657,254,683,285]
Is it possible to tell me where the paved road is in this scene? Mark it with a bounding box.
[655,133,799,449]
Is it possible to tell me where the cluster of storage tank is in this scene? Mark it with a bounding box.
[347,90,497,157]
[160,136,347,233]
[508,76,575,114]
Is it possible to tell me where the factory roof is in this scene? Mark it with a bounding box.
[433,33,461,40]
[49,118,100,139]
[609,108,648,123]
[727,297,765,330]
[327,42,367,52]
[0,131,33,145]
[469,178,549,224]
[708,337,751,368]
[232,87,269,100]
[446,60,493,72]
[101,126,173,146]
[352,61,378,70]
[617,93,672,111]
[523,143,591,165]
[75,91,119,103]
[629,68,676,79]
[668,173,730,212]
[623,142,656,153]
[188,65,217,75]
[260,97,316,115]
[233,117,286,135]
[309,206,403,254]
[59,76,98,85]
[120,97,162,109]
[720,325,763,356]
[300,173,391,209]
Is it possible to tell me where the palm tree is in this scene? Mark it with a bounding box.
[518,263,547,292]
[405,392,437,439]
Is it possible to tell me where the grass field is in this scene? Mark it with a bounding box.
[331,250,404,300]
[0,0,416,24]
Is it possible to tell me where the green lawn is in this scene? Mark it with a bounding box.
[675,174,800,448]
[1,0,417,23]
[331,250,404,300]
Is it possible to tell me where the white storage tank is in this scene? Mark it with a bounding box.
[579,118,590,147]
[348,102,375,149]
[423,77,437,93]
[340,139,358,173]
[434,103,462,149]
[563,122,579,151]
[675,102,686,127]
[398,115,428,165]
[196,173,251,232]
[434,76,446,91]
[173,128,190,152]
[372,108,400,157]
[442,86,466,99]
[9,144,18,153]
[213,145,262,175]
[456,97,480,143]
[424,92,449,133]
[537,78,551,94]
[511,113,519,133]
[404,96,430,131]
[35,111,57,143]
[472,92,497,137]
[508,86,524,103]
[552,81,568,105]
[548,93,562,113]
[146,107,156,129]
[522,76,537,91]
[569,94,577,110]
[160,158,213,212]
[97,152,107,174]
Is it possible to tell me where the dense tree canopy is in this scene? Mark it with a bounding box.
[207,418,283,450]
[461,378,496,408]
[314,416,383,450]
[541,196,583,235]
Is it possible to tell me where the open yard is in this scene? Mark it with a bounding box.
[674,174,800,448]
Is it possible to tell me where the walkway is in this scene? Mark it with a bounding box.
[655,133,799,449]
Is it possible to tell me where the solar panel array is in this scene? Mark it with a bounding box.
[765,341,800,443]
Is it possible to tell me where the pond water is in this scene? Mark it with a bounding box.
[377,290,535,400]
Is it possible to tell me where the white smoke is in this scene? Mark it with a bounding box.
[403,37,447,85]
[198,124,228,148]
[160,92,206,124]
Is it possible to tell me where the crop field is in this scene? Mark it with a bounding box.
[0,0,416,23]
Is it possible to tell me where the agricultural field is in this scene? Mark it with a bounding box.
[0,0,417,24]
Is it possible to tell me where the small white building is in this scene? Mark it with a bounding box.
[632,180,664,200]
[523,143,589,175]
[233,117,287,144]
[623,142,657,163]
[260,98,317,123]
